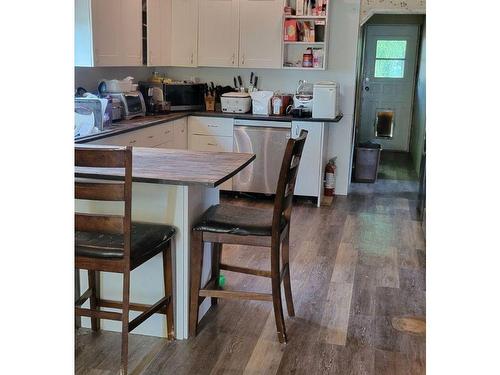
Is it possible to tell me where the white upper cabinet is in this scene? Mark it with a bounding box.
[147,0,172,66]
[171,0,199,67]
[239,0,282,68]
[75,0,142,67]
[119,0,143,65]
[90,0,122,66]
[198,0,239,67]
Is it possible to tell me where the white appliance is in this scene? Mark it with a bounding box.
[312,81,340,119]
[221,92,251,113]
[250,91,274,115]
[293,80,314,113]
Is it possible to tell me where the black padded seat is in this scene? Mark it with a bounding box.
[192,204,286,237]
[76,222,176,264]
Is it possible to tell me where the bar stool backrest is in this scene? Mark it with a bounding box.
[74,145,133,264]
[272,130,308,239]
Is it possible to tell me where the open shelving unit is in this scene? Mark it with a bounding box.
[282,1,330,70]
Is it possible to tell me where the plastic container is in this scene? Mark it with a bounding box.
[354,142,382,183]
[250,91,274,115]
[99,77,134,93]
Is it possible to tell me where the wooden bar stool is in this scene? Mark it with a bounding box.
[189,130,308,343]
[75,145,175,375]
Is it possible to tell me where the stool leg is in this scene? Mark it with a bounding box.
[120,270,130,375]
[189,231,204,337]
[88,270,100,331]
[163,241,175,340]
[211,243,222,306]
[271,243,287,343]
[75,269,81,329]
[282,229,295,317]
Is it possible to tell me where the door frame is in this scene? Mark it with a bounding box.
[353,15,425,154]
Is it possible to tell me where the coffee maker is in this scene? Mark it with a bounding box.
[291,80,314,118]
[139,82,171,115]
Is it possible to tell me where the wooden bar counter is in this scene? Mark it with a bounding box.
[76,146,255,339]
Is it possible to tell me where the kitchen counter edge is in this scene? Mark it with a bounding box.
[75,111,343,144]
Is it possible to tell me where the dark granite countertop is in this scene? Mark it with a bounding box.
[75,111,343,144]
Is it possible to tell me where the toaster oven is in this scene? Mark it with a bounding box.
[108,91,146,120]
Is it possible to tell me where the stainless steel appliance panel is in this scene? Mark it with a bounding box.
[233,121,291,194]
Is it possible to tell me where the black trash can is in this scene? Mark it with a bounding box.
[354,141,382,183]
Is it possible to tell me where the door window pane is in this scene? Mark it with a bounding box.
[374,40,407,78]
[376,40,407,59]
[375,59,405,78]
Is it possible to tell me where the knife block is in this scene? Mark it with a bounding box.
[204,94,215,111]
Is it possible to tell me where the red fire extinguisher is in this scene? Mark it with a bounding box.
[324,157,336,196]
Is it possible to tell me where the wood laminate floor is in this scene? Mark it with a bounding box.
[76,177,426,375]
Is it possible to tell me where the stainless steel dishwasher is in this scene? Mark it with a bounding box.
[233,119,292,194]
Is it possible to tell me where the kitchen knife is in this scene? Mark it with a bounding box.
[254,76,258,90]
[237,75,243,88]
[250,72,254,85]
[233,77,238,89]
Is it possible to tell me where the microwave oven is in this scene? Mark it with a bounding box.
[139,82,205,111]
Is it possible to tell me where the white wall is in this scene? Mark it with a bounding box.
[74,0,361,195]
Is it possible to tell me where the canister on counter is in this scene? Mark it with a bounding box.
[302,48,313,68]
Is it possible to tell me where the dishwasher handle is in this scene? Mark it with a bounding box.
[234,119,291,129]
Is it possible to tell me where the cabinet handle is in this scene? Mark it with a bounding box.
[207,142,217,146]
[190,53,194,65]
[164,130,171,134]
[148,135,154,138]
[241,54,245,65]
[231,53,235,65]
[208,124,218,128]
[129,140,137,144]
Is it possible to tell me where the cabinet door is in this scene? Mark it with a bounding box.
[173,118,188,149]
[189,134,233,190]
[121,0,143,65]
[147,0,172,66]
[239,0,282,68]
[198,0,239,67]
[89,131,143,146]
[91,0,122,66]
[91,0,142,66]
[171,0,198,67]
[291,122,324,197]
[188,116,233,137]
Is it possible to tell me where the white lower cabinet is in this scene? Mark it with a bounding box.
[189,133,233,191]
[90,129,148,147]
[173,118,188,149]
[291,121,329,207]
[188,116,233,137]
[188,116,233,190]
[90,122,177,148]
